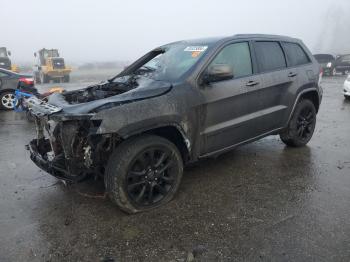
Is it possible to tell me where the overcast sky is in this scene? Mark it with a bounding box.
[1,0,349,63]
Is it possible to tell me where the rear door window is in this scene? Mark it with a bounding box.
[254,41,286,73]
[282,42,310,67]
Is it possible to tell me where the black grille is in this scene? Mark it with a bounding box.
[52,58,65,69]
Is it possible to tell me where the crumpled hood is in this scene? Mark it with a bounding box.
[47,77,172,115]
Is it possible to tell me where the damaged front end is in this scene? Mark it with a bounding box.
[26,71,173,182]
[28,114,118,182]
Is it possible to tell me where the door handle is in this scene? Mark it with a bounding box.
[246,80,259,87]
[288,72,298,77]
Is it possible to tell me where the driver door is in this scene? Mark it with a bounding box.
[199,41,262,155]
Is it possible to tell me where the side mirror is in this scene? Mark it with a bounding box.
[7,51,11,56]
[204,64,234,83]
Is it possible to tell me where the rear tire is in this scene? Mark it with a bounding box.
[332,68,337,76]
[345,95,350,100]
[105,135,183,214]
[280,99,317,147]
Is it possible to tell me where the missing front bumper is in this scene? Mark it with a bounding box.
[28,139,87,182]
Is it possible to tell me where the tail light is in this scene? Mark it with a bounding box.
[19,77,34,85]
[318,68,323,86]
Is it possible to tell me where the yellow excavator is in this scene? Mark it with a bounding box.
[34,48,71,83]
[0,47,19,72]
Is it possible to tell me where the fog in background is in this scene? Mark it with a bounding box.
[1,0,349,65]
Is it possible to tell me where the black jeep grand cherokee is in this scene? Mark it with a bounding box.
[28,34,322,213]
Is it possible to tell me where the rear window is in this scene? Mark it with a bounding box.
[314,54,334,63]
[0,71,9,77]
[340,55,350,62]
[283,42,310,67]
[254,41,286,73]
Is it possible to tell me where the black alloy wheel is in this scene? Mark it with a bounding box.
[105,135,183,214]
[126,146,178,206]
[280,99,317,147]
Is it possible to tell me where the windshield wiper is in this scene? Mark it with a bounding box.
[139,65,156,72]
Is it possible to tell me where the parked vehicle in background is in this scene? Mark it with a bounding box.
[33,48,71,84]
[0,47,12,70]
[28,34,322,213]
[335,54,350,75]
[344,74,350,100]
[0,47,19,72]
[0,68,36,110]
[314,54,336,76]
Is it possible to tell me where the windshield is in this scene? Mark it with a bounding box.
[43,49,59,58]
[117,43,209,82]
[314,54,334,63]
[0,48,7,58]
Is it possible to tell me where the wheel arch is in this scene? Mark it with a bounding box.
[121,124,191,164]
[287,88,320,124]
[0,88,16,94]
[299,90,320,112]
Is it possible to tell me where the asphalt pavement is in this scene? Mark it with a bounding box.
[0,76,350,261]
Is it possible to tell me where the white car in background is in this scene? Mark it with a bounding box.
[344,74,350,100]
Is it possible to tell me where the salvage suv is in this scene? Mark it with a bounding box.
[28,34,322,213]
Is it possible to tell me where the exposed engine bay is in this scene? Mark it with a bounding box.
[63,76,139,104]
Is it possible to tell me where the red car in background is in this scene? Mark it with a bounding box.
[0,68,36,110]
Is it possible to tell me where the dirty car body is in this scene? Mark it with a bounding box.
[28,34,322,213]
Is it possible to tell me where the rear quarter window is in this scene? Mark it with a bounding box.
[282,42,310,67]
[254,41,287,73]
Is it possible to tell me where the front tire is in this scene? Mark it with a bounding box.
[105,135,183,214]
[34,72,41,84]
[41,72,50,84]
[280,99,317,147]
[63,75,70,83]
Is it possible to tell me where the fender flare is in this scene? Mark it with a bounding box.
[119,122,192,152]
[286,87,319,124]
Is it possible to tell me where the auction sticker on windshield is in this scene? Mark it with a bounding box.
[184,46,208,52]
